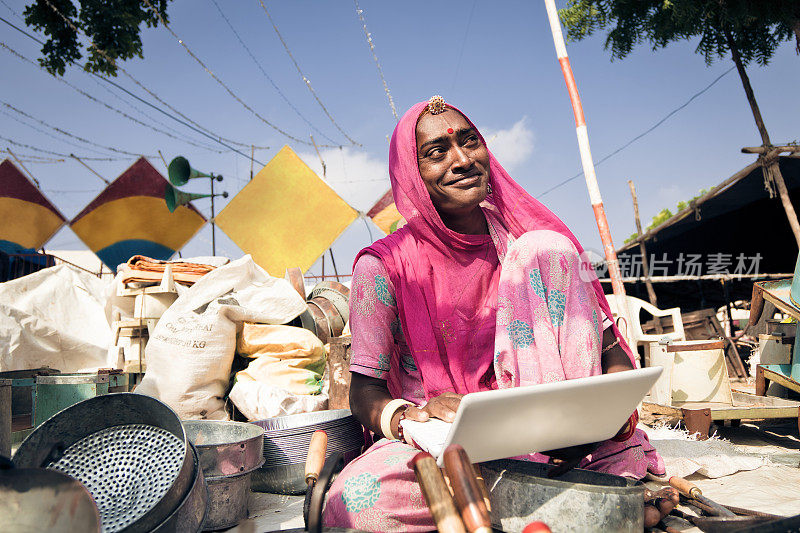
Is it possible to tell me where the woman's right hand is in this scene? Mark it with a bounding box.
[404,392,463,423]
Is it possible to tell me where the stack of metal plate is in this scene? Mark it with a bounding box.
[250,409,362,494]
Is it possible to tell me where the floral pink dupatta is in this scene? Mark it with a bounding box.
[357,101,634,400]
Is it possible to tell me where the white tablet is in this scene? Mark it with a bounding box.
[400,366,662,465]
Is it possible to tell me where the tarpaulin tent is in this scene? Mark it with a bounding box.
[70,157,206,270]
[614,156,800,310]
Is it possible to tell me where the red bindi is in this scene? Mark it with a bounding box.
[447,127,454,134]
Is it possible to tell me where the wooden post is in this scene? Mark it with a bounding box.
[543,0,631,332]
[628,180,662,334]
[726,30,800,249]
[328,248,340,281]
[69,154,110,185]
[250,144,255,180]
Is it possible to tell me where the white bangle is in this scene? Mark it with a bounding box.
[380,399,413,440]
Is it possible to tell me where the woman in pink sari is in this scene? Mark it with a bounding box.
[323,97,673,531]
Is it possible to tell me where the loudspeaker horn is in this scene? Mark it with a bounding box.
[168,156,214,186]
[164,185,228,212]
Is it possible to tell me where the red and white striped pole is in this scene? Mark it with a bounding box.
[543,0,630,324]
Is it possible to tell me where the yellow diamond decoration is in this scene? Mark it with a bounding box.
[216,146,358,275]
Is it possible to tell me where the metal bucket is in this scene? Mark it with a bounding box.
[182,420,264,531]
[480,459,644,533]
[13,393,195,533]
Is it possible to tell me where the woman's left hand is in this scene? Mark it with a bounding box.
[404,392,464,423]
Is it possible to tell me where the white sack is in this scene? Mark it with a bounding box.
[135,255,307,420]
[229,380,328,420]
[0,264,111,372]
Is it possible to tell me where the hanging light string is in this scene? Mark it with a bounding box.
[141,0,325,148]
[0,41,222,152]
[210,0,339,146]
[2,101,156,158]
[258,0,360,147]
[32,2,267,158]
[0,149,64,163]
[0,134,133,161]
[353,0,398,121]
[88,76,225,152]
[0,108,124,158]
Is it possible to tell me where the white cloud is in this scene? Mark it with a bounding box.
[297,147,390,213]
[481,117,535,172]
[296,118,533,213]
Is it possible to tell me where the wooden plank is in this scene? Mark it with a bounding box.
[761,367,800,395]
[761,291,800,322]
[645,392,800,421]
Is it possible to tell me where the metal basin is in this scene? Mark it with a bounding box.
[13,393,194,533]
[182,420,264,531]
[480,459,644,533]
[0,468,101,532]
[251,410,363,495]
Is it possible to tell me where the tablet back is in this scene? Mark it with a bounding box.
[441,367,662,465]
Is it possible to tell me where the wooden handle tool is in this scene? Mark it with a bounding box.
[413,452,467,533]
[303,430,328,529]
[442,445,492,533]
[305,430,328,485]
[668,476,735,517]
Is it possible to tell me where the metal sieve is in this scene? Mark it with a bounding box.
[48,424,185,532]
[13,393,195,533]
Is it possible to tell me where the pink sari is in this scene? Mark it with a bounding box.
[323,102,663,532]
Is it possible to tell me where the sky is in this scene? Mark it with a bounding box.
[1,1,798,277]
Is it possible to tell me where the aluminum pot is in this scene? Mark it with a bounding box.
[182,420,264,531]
[480,459,644,533]
[13,393,195,533]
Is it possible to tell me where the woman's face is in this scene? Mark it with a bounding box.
[416,109,491,218]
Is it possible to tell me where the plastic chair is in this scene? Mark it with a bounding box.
[604,294,685,366]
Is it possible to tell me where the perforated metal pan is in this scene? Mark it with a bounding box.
[13,393,194,533]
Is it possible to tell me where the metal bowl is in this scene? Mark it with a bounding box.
[13,393,194,533]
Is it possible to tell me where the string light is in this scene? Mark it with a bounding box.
[353,0,398,121]
[258,0,360,147]
[2,101,155,157]
[32,2,267,158]
[210,0,338,146]
[141,0,325,148]
[0,134,133,161]
[1,108,122,157]
[0,40,227,152]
